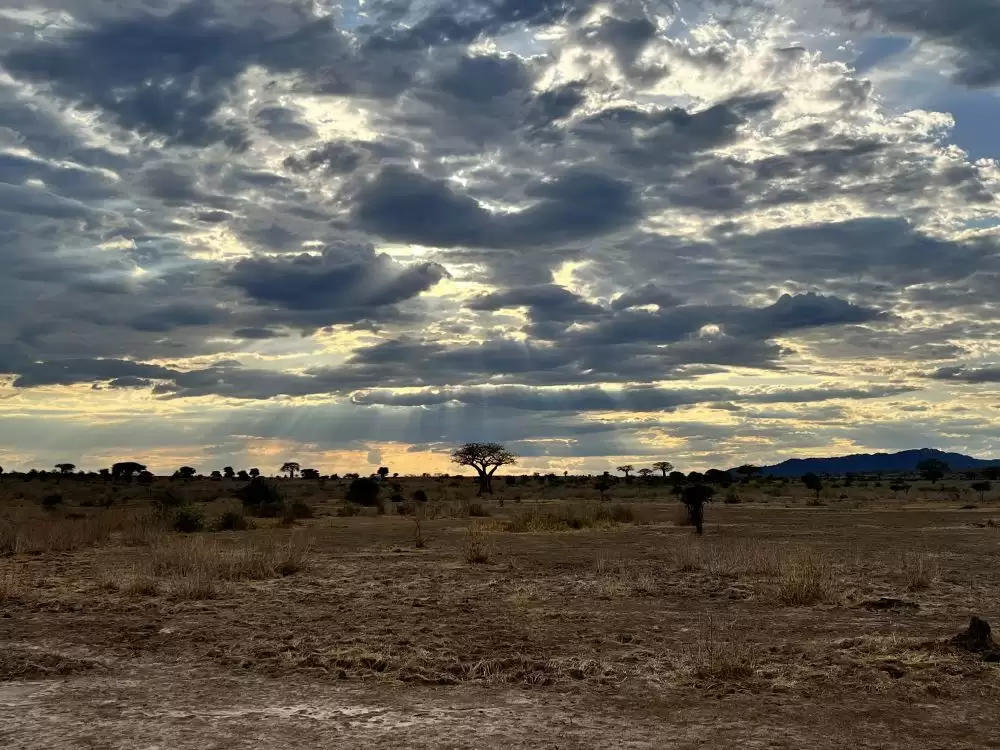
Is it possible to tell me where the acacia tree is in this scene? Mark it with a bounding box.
[652,461,673,478]
[917,459,949,484]
[175,466,197,480]
[972,481,991,502]
[280,461,300,479]
[55,463,76,475]
[616,464,634,479]
[451,442,517,496]
[802,472,823,500]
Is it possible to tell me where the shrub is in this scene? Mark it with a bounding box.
[412,489,429,503]
[41,494,63,509]
[236,479,286,518]
[467,502,490,517]
[390,492,405,504]
[212,510,251,532]
[346,478,381,507]
[153,488,187,516]
[285,499,314,520]
[723,489,741,504]
[172,506,205,534]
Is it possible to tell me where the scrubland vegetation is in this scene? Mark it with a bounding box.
[2,461,1000,747]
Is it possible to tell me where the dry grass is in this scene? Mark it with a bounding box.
[670,538,782,577]
[463,522,494,564]
[0,567,21,602]
[689,615,759,682]
[776,548,841,606]
[100,532,313,599]
[902,552,937,592]
[0,511,116,555]
[503,502,638,533]
[594,556,658,596]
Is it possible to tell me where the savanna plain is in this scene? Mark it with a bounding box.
[2,474,1000,749]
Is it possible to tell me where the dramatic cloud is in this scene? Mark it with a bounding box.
[0,0,999,471]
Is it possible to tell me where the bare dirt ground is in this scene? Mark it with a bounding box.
[3,478,1000,748]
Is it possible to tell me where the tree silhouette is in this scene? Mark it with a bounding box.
[595,474,613,501]
[681,484,714,535]
[175,466,197,480]
[638,468,654,481]
[223,466,235,479]
[249,468,260,479]
[237,470,250,481]
[802,472,823,500]
[210,470,223,481]
[451,442,517,496]
[616,465,634,479]
[280,462,300,479]
[917,459,949,483]
[972,481,991,502]
[301,468,321,480]
[705,468,733,486]
[55,463,76,475]
[111,461,146,484]
[377,466,390,479]
[652,461,673,478]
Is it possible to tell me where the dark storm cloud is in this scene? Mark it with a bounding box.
[930,366,1000,383]
[351,383,917,411]
[467,284,604,320]
[224,244,447,325]
[354,166,639,248]
[2,1,350,147]
[11,358,178,388]
[836,0,1000,87]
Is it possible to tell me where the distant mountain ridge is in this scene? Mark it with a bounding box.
[755,448,1000,477]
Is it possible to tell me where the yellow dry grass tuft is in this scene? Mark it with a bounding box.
[463,522,494,564]
[776,548,841,606]
[690,615,759,682]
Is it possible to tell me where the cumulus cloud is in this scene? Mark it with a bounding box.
[1,0,999,469]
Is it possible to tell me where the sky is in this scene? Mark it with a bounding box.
[1,0,999,476]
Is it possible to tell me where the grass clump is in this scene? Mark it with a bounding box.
[463,523,494,564]
[776,549,840,606]
[503,503,637,532]
[902,552,937,592]
[690,616,758,682]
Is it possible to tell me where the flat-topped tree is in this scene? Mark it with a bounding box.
[451,442,517,496]
[652,461,673,478]
[616,465,634,479]
[280,462,300,479]
[55,463,76,475]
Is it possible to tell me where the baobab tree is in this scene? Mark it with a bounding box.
[652,461,673,478]
[280,461,300,479]
[616,464,634,479]
[451,442,517,496]
[638,468,654,481]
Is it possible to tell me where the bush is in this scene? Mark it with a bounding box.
[153,488,187,516]
[467,502,490,517]
[412,489,429,503]
[284,499,314,521]
[212,510,251,532]
[172,506,205,534]
[346,478,381,507]
[236,479,286,518]
[723,489,741,504]
[41,493,63,509]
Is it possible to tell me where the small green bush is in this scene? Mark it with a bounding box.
[172,506,205,533]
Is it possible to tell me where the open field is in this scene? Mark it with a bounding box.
[2,475,1000,748]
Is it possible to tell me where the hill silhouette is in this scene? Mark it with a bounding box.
[755,448,1000,477]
